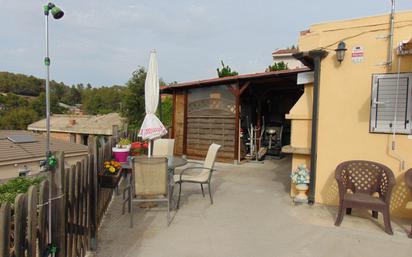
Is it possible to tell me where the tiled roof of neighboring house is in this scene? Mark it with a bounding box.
[0,130,88,164]
[272,49,299,55]
[162,67,310,92]
[28,113,125,135]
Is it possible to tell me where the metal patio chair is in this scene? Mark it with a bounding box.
[123,156,170,227]
[174,143,221,209]
[334,160,395,234]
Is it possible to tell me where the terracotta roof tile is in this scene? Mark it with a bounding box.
[272,49,299,55]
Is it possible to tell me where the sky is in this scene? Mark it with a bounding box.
[1,1,412,87]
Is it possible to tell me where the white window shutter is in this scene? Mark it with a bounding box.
[370,73,411,134]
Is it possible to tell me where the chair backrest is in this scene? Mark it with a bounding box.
[335,160,395,197]
[203,143,222,170]
[133,156,168,196]
[405,168,412,191]
[153,139,175,157]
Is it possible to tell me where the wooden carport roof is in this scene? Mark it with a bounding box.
[162,67,310,93]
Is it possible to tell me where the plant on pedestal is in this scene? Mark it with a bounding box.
[290,164,310,204]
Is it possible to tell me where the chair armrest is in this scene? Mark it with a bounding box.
[335,164,347,200]
[382,174,396,203]
[185,161,203,166]
[179,167,212,179]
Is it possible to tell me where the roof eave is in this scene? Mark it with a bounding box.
[162,68,310,93]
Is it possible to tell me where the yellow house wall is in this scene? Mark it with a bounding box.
[297,11,412,218]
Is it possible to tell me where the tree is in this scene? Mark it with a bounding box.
[0,108,38,130]
[267,61,289,72]
[0,93,29,109]
[82,86,123,115]
[217,61,238,78]
[61,86,82,105]
[122,67,146,129]
[159,96,172,128]
[29,92,65,118]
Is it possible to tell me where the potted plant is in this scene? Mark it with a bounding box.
[130,141,149,156]
[99,160,122,188]
[290,164,310,203]
[112,138,131,162]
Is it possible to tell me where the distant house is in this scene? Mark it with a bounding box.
[0,130,88,179]
[272,49,306,69]
[28,113,126,145]
[58,102,84,115]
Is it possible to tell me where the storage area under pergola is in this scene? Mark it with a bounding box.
[163,68,308,163]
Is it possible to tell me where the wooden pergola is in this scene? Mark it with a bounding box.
[162,68,309,163]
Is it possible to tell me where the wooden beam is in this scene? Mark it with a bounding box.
[183,91,188,155]
[234,83,240,162]
[239,81,250,95]
[171,93,176,138]
[226,84,239,96]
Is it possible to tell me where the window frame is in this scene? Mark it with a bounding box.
[369,72,412,135]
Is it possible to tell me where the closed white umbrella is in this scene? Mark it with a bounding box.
[138,49,167,156]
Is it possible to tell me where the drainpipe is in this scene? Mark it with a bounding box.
[387,0,395,69]
[308,50,328,204]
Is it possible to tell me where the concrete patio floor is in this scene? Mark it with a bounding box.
[91,157,412,257]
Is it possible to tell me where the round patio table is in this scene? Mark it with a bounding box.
[120,155,187,170]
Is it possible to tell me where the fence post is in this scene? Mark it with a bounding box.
[27,185,38,257]
[0,203,10,257]
[112,125,119,141]
[14,193,27,257]
[88,136,98,251]
[52,151,66,257]
[38,181,49,256]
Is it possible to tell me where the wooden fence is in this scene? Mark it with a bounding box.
[0,136,116,257]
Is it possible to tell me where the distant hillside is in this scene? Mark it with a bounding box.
[0,71,71,97]
[0,71,44,96]
[0,71,126,129]
[0,69,172,131]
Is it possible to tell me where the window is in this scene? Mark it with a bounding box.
[370,73,412,134]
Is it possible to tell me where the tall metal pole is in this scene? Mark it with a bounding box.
[45,11,54,257]
[45,15,51,155]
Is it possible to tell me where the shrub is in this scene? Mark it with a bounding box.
[0,176,46,204]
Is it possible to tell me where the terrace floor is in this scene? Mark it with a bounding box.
[90,156,412,257]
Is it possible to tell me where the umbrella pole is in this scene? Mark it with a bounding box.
[148,140,152,157]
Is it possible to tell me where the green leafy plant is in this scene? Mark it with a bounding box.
[267,61,289,72]
[217,61,238,78]
[117,138,131,148]
[0,176,46,204]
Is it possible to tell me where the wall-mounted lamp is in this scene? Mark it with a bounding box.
[335,41,347,63]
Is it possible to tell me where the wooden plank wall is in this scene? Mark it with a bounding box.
[187,116,235,162]
[0,136,115,257]
[173,92,186,155]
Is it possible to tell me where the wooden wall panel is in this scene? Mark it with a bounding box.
[173,93,186,155]
[186,116,235,162]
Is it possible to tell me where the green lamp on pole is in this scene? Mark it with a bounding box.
[43,3,63,257]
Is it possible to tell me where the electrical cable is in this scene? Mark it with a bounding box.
[315,22,412,52]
